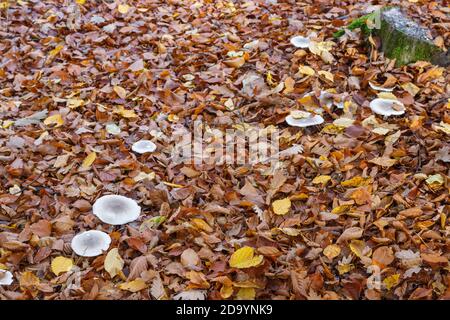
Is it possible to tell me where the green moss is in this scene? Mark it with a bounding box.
[376,17,440,66]
[333,6,447,66]
[333,12,375,38]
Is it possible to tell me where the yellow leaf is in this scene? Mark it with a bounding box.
[190,218,213,233]
[383,274,400,290]
[441,213,446,230]
[321,124,345,135]
[236,287,255,300]
[415,220,435,230]
[81,152,96,169]
[104,248,124,278]
[167,114,179,122]
[377,92,398,100]
[2,120,14,129]
[114,105,138,118]
[118,4,130,14]
[272,198,291,215]
[323,244,341,260]
[336,264,353,275]
[341,176,371,187]
[318,70,334,82]
[214,276,233,299]
[401,82,420,96]
[19,271,40,288]
[266,71,276,86]
[51,257,73,276]
[290,193,308,201]
[67,98,84,109]
[298,65,315,76]
[425,174,444,191]
[118,278,148,292]
[229,246,264,269]
[113,85,128,99]
[49,45,64,57]
[331,205,351,215]
[75,0,86,4]
[297,95,319,108]
[44,114,64,128]
[220,283,233,299]
[349,240,366,259]
[312,175,331,185]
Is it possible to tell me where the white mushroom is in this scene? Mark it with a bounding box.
[131,140,157,154]
[290,36,310,48]
[286,111,324,127]
[369,98,405,116]
[0,270,13,286]
[369,82,395,92]
[71,230,111,257]
[319,90,346,109]
[93,194,141,225]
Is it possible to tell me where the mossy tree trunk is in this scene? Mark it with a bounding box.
[375,7,449,67]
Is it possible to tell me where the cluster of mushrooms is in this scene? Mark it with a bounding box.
[0,134,158,286]
[2,196,142,284]
[286,35,406,128]
[70,138,157,257]
[71,195,142,257]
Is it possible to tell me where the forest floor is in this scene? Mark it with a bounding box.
[0,0,449,300]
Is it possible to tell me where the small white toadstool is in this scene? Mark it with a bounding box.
[131,140,157,154]
[93,194,141,225]
[71,230,111,257]
[369,98,405,116]
[290,36,310,48]
[0,270,13,286]
[285,111,324,127]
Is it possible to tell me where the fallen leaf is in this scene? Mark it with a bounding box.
[312,175,331,185]
[236,287,255,300]
[51,257,73,276]
[44,114,64,128]
[113,85,128,99]
[118,4,130,14]
[229,247,264,269]
[81,152,96,169]
[383,274,400,290]
[298,65,315,76]
[104,248,124,278]
[272,198,291,215]
[337,227,363,243]
[323,244,341,260]
[372,246,394,268]
[224,57,245,68]
[118,279,148,292]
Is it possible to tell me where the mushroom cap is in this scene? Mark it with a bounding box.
[290,36,310,48]
[0,270,13,286]
[131,140,157,154]
[286,113,324,127]
[319,91,334,108]
[71,230,111,257]
[93,194,141,225]
[369,82,395,92]
[369,98,405,116]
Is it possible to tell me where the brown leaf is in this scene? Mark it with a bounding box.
[372,246,394,268]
